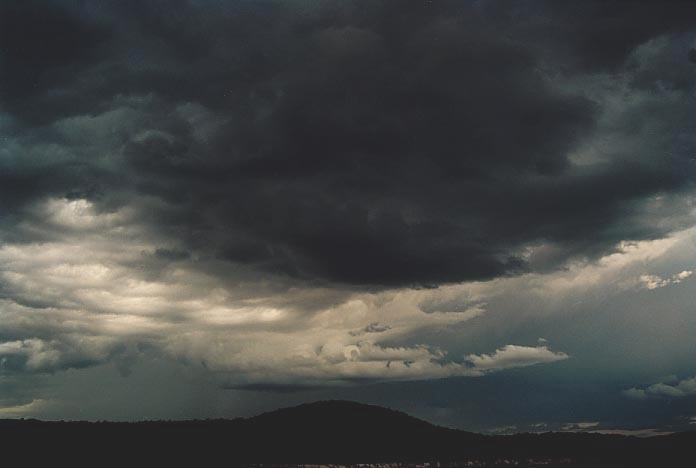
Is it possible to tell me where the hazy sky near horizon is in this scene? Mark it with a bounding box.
[1,0,696,433]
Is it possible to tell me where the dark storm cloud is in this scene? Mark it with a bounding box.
[1,0,696,287]
[0,0,111,124]
[493,0,696,72]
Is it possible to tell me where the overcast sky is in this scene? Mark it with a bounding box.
[1,0,696,434]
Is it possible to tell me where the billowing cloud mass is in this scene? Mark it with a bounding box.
[1,0,696,429]
[2,0,696,287]
[0,196,565,385]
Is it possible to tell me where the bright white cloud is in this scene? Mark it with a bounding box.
[465,345,569,373]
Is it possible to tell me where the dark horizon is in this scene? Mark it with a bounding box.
[3,400,695,466]
[0,398,690,439]
[0,400,696,438]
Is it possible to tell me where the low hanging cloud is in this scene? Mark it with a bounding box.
[560,421,600,431]
[0,399,53,418]
[465,345,569,373]
[624,376,696,399]
[0,197,570,386]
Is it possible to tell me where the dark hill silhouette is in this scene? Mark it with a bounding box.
[1,400,693,467]
[244,400,485,462]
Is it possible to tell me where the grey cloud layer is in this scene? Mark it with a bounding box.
[0,196,566,384]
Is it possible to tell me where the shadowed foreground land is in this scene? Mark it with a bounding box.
[2,401,693,467]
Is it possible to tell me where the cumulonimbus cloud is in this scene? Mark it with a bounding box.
[1,1,695,288]
[0,0,695,400]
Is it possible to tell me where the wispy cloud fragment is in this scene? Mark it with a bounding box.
[639,270,692,290]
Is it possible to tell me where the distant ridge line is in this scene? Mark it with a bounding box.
[1,400,694,467]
